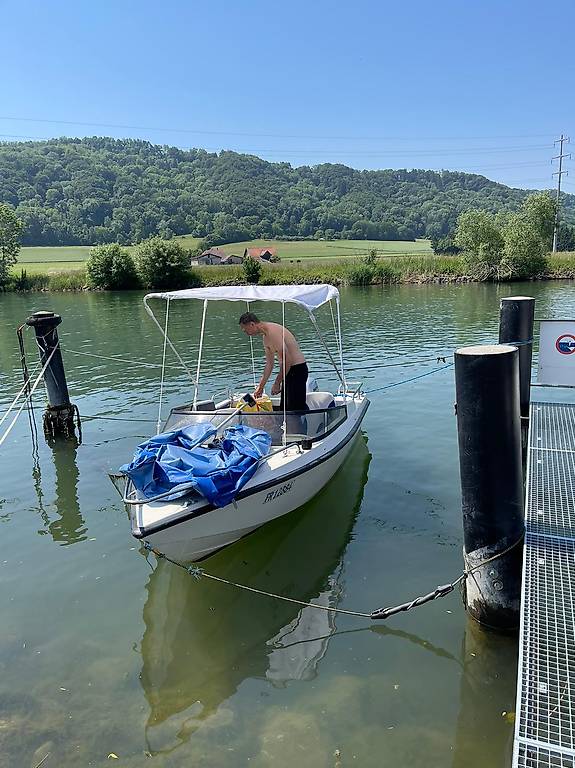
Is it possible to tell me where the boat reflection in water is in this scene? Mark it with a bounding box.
[139,434,371,755]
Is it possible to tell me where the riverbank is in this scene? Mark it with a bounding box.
[7,252,575,291]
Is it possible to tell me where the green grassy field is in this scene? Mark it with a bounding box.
[14,245,90,274]
[170,235,205,252]
[218,238,432,260]
[15,238,431,273]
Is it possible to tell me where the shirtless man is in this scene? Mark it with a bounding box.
[238,312,308,411]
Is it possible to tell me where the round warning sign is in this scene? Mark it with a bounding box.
[555,334,575,355]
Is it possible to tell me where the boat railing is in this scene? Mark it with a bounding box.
[123,478,200,505]
[339,381,364,398]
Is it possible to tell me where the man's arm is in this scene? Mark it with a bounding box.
[254,343,275,398]
[270,344,285,396]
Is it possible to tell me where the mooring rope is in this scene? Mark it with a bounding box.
[64,348,165,369]
[363,337,531,396]
[4,329,532,444]
[142,533,524,621]
[0,358,43,429]
[81,413,157,423]
[365,362,454,395]
[0,344,60,448]
[17,324,38,445]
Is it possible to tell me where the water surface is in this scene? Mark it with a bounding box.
[1,281,573,767]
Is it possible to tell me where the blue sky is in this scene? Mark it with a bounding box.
[1,0,573,191]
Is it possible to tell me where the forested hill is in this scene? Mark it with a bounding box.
[1,137,573,246]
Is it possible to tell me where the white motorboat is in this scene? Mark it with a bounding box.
[139,436,370,752]
[121,284,369,561]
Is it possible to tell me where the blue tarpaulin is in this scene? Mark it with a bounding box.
[120,423,272,507]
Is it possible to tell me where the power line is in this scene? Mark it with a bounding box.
[0,133,564,190]
[0,133,552,158]
[505,178,554,185]
[0,115,554,142]
[0,135,554,172]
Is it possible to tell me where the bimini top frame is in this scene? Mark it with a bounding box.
[143,284,347,434]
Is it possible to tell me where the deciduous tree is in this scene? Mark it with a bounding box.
[242,255,262,284]
[0,202,23,287]
[135,237,191,289]
[86,243,139,289]
[522,191,556,250]
[454,210,504,272]
[501,213,548,279]
[557,224,575,252]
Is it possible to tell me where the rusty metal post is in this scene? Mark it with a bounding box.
[26,311,78,441]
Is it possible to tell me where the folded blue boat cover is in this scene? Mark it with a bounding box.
[120,423,272,507]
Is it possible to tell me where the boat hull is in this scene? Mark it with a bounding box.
[134,399,368,561]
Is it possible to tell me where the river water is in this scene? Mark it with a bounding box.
[0,282,573,768]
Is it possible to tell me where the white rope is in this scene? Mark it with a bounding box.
[282,301,286,446]
[247,301,257,390]
[156,299,170,434]
[193,299,208,409]
[0,358,43,429]
[0,344,59,448]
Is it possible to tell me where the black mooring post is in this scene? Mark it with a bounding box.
[455,344,524,631]
[499,296,535,460]
[26,311,77,441]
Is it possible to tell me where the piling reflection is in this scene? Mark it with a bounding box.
[139,434,371,756]
[452,618,518,768]
[35,438,87,545]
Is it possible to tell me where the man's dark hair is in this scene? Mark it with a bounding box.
[239,312,260,325]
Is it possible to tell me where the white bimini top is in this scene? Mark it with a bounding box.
[144,284,339,312]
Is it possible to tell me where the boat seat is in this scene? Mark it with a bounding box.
[306,392,335,411]
[194,399,216,412]
[304,392,336,438]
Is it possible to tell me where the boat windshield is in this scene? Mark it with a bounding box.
[163,405,347,446]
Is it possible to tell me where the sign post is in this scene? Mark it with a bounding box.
[537,320,575,387]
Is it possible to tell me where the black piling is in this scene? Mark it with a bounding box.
[26,311,78,441]
[499,296,535,459]
[455,344,524,631]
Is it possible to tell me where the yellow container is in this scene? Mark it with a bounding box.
[233,394,273,413]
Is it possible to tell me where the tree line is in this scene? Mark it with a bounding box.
[1,137,573,247]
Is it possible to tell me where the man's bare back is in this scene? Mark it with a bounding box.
[238,312,307,401]
[260,322,306,370]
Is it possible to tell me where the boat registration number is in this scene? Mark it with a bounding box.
[263,482,294,504]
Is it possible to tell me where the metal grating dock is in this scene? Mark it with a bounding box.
[514,402,575,767]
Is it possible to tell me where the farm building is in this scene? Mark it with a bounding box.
[192,248,227,265]
[192,248,243,266]
[246,247,278,261]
